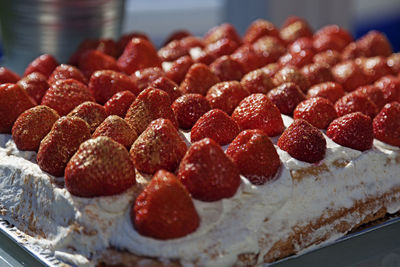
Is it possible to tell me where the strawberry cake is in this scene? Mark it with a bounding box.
[1,17,400,267]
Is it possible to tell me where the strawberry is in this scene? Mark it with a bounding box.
[92,115,137,149]
[261,63,281,78]
[289,37,314,53]
[334,92,378,118]
[267,82,306,115]
[232,93,284,137]
[78,50,119,78]
[158,39,189,62]
[178,138,241,201]
[307,82,345,103]
[332,60,368,92]
[373,102,400,147]
[374,75,400,103]
[278,49,314,69]
[95,39,119,58]
[41,79,95,116]
[163,30,192,45]
[130,67,165,93]
[202,38,240,62]
[293,97,337,129]
[0,67,20,84]
[117,38,161,75]
[240,69,275,94]
[356,56,392,83]
[277,119,326,163]
[37,116,91,176]
[68,39,102,66]
[301,63,333,86]
[206,81,250,115]
[65,136,136,197]
[150,76,182,102]
[273,66,310,92]
[313,49,341,67]
[358,31,392,57]
[327,112,373,151]
[354,85,386,109]
[313,25,353,48]
[0,83,36,133]
[88,70,138,104]
[165,55,194,84]
[17,72,49,104]
[171,94,211,129]
[387,53,400,74]
[226,129,281,185]
[104,90,136,117]
[252,36,286,64]
[130,118,187,174]
[179,36,205,50]
[313,34,350,53]
[48,64,87,85]
[243,19,280,44]
[125,88,178,134]
[24,54,59,78]
[179,63,220,95]
[204,23,242,45]
[279,19,313,45]
[230,44,267,73]
[117,32,150,55]
[209,55,245,82]
[133,169,199,239]
[12,105,59,151]
[67,101,107,132]
[191,109,240,145]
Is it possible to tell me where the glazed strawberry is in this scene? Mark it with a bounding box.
[313,49,341,67]
[150,76,181,102]
[358,31,392,57]
[261,63,281,78]
[17,72,49,104]
[206,81,249,115]
[267,82,305,116]
[117,38,161,75]
[67,101,107,132]
[243,19,280,44]
[130,118,187,174]
[0,67,20,84]
[37,116,91,176]
[327,112,373,151]
[289,37,314,53]
[158,39,189,62]
[387,53,400,74]
[178,138,240,201]
[92,115,137,149]
[203,38,240,62]
[209,55,245,82]
[88,70,138,104]
[165,55,194,84]
[12,105,59,151]
[191,109,239,145]
[231,44,267,73]
[252,36,286,64]
[104,90,136,117]
[65,136,136,197]
[279,19,313,45]
[356,56,392,83]
[373,102,400,147]
[293,97,337,129]
[375,75,400,103]
[41,79,95,116]
[48,64,87,85]
[179,63,220,95]
[335,92,378,118]
[241,69,275,94]
[0,83,36,133]
[163,30,192,45]
[226,129,281,185]
[313,33,351,53]
[130,67,165,93]
[24,54,58,78]
[171,94,211,129]
[133,169,199,240]
[78,50,119,78]
[332,60,368,92]
[278,119,326,163]
[354,85,386,109]
[232,93,284,137]
[204,23,242,45]
[179,36,205,51]
[116,32,150,55]
[125,88,178,134]
[301,63,333,86]
[273,66,310,92]
[313,25,353,47]
[307,82,345,103]
[278,49,314,69]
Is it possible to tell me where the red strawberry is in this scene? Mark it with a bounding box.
[335,92,378,118]
[267,82,306,115]
[226,129,281,185]
[17,72,49,104]
[12,105,59,151]
[179,36,205,50]
[231,44,266,73]
[37,116,91,176]
[293,97,337,129]
[163,30,192,45]
[341,42,365,60]
[374,75,400,103]
[149,76,181,102]
[356,56,392,83]
[179,63,220,95]
[48,64,87,85]
[387,53,400,74]
[165,55,194,84]
[279,19,313,45]
[232,93,284,137]
[0,83,36,133]
[301,63,333,86]
[332,60,368,92]
[273,66,310,92]
[0,67,20,84]
[125,88,178,134]
[261,63,281,78]
[252,36,286,64]
[24,54,58,78]
[313,25,353,47]
[358,31,392,57]
[133,169,199,239]
[243,19,280,44]
[130,118,187,174]
[171,94,211,129]
[88,70,138,104]
[92,115,137,149]
[130,67,165,92]
[373,102,400,147]
[240,69,275,94]
[204,23,242,45]
[203,38,239,61]
[41,79,95,116]
[178,138,241,201]
[95,39,119,58]
[289,37,314,53]
[78,50,119,78]
[158,39,189,62]
[117,38,161,75]
[307,82,345,103]
[313,34,350,53]
[68,39,102,66]
[354,85,386,109]
[65,136,136,197]
[117,32,150,55]
[67,101,107,132]
[104,90,136,117]
[278,49,314,69]
[206,81,249,115]
[313,49,341,67]
[327,112,373,151]
[209,55,245,82]
[278,119,326,163]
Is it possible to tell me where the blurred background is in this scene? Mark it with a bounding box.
[0,0,399,74]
